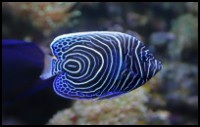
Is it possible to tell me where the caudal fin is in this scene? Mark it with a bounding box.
[40,54,57,80]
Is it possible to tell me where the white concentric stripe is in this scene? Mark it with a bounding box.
[150,60,156,71]
[142,79,144,85]
[71,34,122,93]
[142,48,149,61]
[123,73,138,92]
[122,61,140,92]
[123,36,132,68]
[135,40,143,78]
[130,37,136,72]
[130,55,134,72]
[147,59,151,78]
[114,68,128,91]
[93,33,123,94]
[62,45,104,86]
[56,60,61,72]
[147,57,154,78]
[145,50,148,57]
[152,60,157,76]
[119,71,132,91]
[60,41,109,92]
[69,40,110,91]
[73,56,86,74]
[140,46,145,57]
[63,52,92,79]
[113,79,122,92]
[67,65,77,68]
[63,59,81,73]
[133,60,140,77]
[127,78,141,92]
[93,34,120,93]
[88,35,113,93]
[72,49,97,80]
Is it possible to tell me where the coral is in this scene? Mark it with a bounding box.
[2,2,81,32]
[145,109,170,125]
[185,2,198,15]
[126,12,148,29]
[148,32,176,62]
[168,13,198,63]
[48,86,152,125]
[157,62,198,105]
[47,80,172,125]
[150,32,176,46]
[150,62,198,124]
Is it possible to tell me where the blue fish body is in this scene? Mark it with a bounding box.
[2,40,53,104]
[40,31,162,101]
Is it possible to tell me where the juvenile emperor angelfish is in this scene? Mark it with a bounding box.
[40,31,162,101]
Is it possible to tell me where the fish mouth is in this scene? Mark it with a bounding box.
[157,61,162,71]
[154,60,162,75]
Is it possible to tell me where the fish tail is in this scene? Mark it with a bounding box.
[40,54,57,80]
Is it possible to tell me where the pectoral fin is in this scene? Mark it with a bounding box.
[40,54,57,80]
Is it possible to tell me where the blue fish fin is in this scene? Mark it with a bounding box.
[93,92,126,101]
[40,54,57,80]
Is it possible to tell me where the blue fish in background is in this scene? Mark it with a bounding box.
[2,40,54,105]
[40,31,162,101]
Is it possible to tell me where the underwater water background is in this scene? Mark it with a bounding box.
[2,2,198,125]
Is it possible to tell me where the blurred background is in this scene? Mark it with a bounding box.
[2,2,198,125]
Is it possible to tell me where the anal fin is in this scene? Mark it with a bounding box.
[93,92,126,101]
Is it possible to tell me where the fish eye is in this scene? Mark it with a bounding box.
[147,54,153,59]
[140,53,148,62]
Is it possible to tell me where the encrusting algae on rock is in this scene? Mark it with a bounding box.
[2,2,81,32]
[48,85,151,125]
[48,80,170,125]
